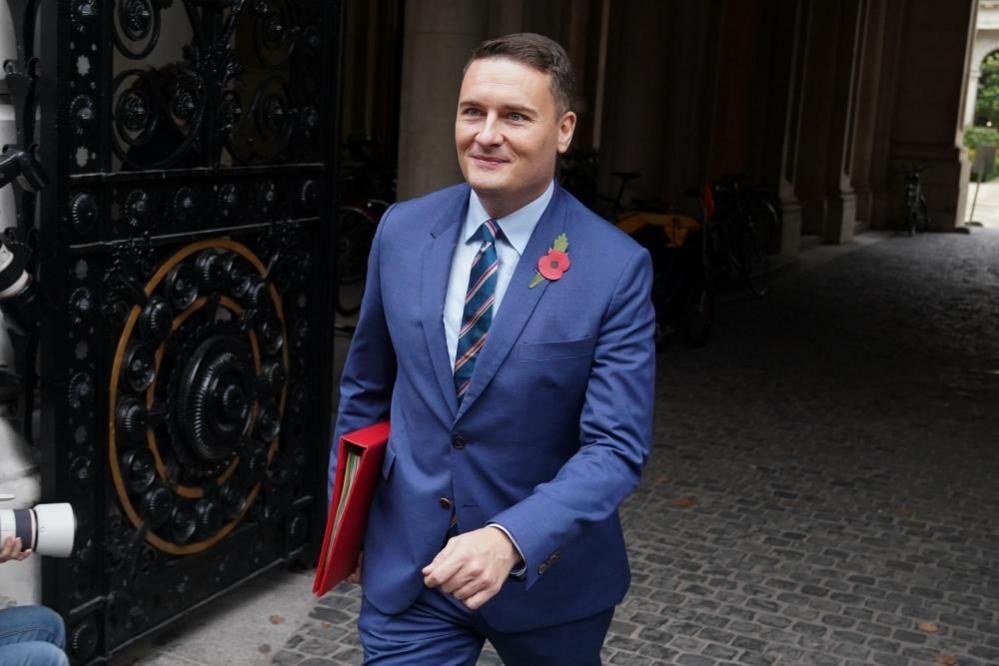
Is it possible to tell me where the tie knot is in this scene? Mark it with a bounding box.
[473,219,500,245]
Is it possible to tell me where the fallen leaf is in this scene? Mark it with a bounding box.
[918,622,939,633]
[258,644,271,654]
[897,505,913,518]
[269,615,285,625]
[671,496,698,509]
[936,656,957,665]
[653,475,673,486]
[322,622,331,629]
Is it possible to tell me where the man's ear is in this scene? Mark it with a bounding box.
[557,111,577,154]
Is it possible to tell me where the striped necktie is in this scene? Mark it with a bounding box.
[454,219,500,401]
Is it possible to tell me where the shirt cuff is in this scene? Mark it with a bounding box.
[486,523,527,578]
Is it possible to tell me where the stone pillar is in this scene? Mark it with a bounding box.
[965,64,982,128]
[709,1,767,177]
[966,3,999,128]
[875,0,976,231]
[395,1,491,200]
[597,0,674,204]
[792,0,863,245]
[775,0,808,254]
[851,0,888,227]
[822,0,864,244]
[599,1,722,205]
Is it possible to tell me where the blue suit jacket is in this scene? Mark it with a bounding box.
[330,182,655,632]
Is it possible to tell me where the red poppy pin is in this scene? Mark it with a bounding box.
[529,233,570,288]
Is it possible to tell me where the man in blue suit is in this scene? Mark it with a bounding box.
[330,32,655,664]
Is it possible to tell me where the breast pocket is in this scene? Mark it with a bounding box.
[515,335,596,362]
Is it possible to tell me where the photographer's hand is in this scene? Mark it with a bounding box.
[0,536,31,562]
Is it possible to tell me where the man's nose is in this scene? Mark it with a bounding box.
[475,114,502,147]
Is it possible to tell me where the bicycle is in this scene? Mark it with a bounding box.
[335,198,387,316]
[559,156,716,346]
[901,165,931,236]
[607,175,713,347]
[707,175,780,298]
[335,139,395,318]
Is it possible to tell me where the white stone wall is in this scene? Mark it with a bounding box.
[0,4,41,606]
[966,1,999,127]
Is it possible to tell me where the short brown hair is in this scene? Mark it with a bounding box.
[464,33,575,116]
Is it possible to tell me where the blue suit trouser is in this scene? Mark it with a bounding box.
[358,586,614,665]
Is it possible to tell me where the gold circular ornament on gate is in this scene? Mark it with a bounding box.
[109,239,289,555]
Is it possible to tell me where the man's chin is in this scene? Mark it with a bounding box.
[466,175,508,196]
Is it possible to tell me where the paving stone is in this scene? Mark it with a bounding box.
[701,642,739,660]
[871,653,908,666]
[681,655,720,666]
[892,628,928,644]
[637,642,678,661]
[278,231,999,666]
[608,652,655,666]
[611,620,639,637]
[270,651,305,666]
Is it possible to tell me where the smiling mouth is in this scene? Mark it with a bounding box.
[470,155,509,166]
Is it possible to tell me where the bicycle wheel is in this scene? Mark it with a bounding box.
[917,197,930,233]
[731,220,767,297]
[746,195,781,256]
[336,206,377,316]
[675,265,714,347]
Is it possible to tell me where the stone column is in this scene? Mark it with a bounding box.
[966,3,999,128]
[775,0,808,254]
[851,0,887,227]
[792,0,863,245]
[395,0,491,200]
[876,0,976,231]
[965,64,982,128]
[822,0,864,244]
[596,0,675,204]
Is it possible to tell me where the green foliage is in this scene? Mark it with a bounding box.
[963,126,999,149]
[976,53,999,128]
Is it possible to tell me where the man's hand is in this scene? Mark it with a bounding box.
[422,526,519,610]
[347,552,362,584]
[0,536,31,563]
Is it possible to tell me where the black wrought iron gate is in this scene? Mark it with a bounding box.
[4,1,340,662]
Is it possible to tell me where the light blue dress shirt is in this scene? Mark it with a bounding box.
[444,180,555,368]
[442,179,555,576]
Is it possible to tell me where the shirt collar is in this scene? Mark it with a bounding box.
[464,180,555,256]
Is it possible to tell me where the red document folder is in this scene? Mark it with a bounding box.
[312,421,390,596]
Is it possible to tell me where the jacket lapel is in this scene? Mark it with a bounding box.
[420,186,469,421]
[454,185,568,422]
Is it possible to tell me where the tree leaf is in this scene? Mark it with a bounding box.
[269,614,285,625]
[918,622,939,633]
[936,656,957,665]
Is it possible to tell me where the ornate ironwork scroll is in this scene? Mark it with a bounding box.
[20,1,341,662]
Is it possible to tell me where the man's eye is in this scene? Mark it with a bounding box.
[463,108,482,117]
[509,113,525,122]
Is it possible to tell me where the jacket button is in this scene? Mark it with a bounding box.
[538,562,549,574]
[439,497,453,510]
[452,434,466,449]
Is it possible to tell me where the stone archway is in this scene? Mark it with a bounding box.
[965,3,999,126]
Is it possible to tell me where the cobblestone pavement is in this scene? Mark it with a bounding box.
[275,230,999,666]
